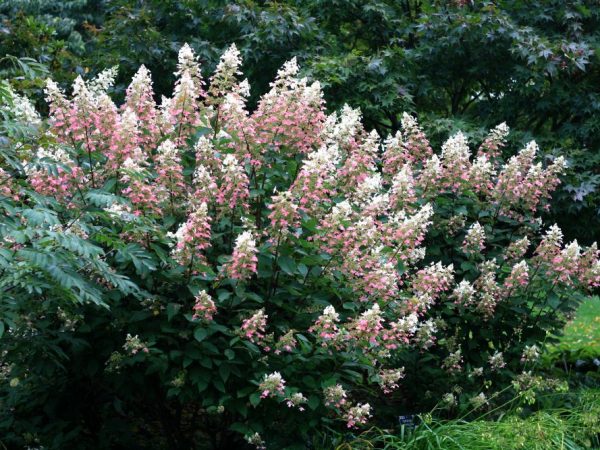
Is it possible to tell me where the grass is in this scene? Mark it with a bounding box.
[556,297,600,353]
[543,296,600,366]
[339,389,600,449]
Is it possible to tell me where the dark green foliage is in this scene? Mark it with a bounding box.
[3,0,599,243]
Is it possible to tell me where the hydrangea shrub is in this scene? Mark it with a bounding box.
[0,44,598,448]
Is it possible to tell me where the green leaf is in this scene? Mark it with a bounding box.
[217,290,231,302]
[21,208,59,226]
[117,244,157,278]
[302,375,317,389]
[297,263,308,277]
[229,422,251,436]
[249,392,261,407]
[196,379,209,393]
[200,358,212,369]
[342,302,357,311]
[308,396,320,410]
[85,190,119,207]
[219,363,231,383]
[167,303,180,322]
[277,255,296,275]
[194,328,208,342]
[213,378,226,393]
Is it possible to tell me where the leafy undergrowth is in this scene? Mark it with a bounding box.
[335,390,600,450]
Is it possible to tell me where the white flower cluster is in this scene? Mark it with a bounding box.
[452,279,476,306]
[441,131,471,164]
[210,44,245,99]
[400,112,419,134]
[302,144,341,176]
[390,165,415,199]
[214,44,242,79]
[470,154,495,180]
[176,43,202,85]
[120,107,139,135]
[44,79,66,106]
[322,305,339,322]
[73,71,116,109]
[220,153,245,178]
[394,312,419,335]
[234,230,257,255]
[488,351,506,370]
[323,105,362,146]
[127,65,153,102]
[88,66,119,96]
[156,139,179,162]
[6,89,41,125]
[121,148,149,173]
[105,203,132,221]
[273,57,299,88]
[353,173,383,205]
[490,122,509,142]
[37,145,71,164]
[463,222,486,253]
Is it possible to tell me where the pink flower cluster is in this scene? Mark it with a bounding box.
[168,202,212,270]
[382,113,432,175]
[285,392,308,411]
[258,371,286,399]
[348,303,384,346]
[216,154,250,212]
[155,139,187,207]
[462,222,486,256]
[494,142,566,214]
[192,291,217,321]
[411,262,454,308]
[241,309,269,348]
[267,190,300,237]
[250,58,326,156]
[274,330,297,354]
[474,260,501,318]
[309,305,341,345]
[224,231,258,280]
[344,403,372,428]
[323,384,348,409]
[378,368,405,394]
[166,44,205,145]
[477,122,509,161]
[25,146,86,203]
[504,261,529,291]
[0,168,17,200]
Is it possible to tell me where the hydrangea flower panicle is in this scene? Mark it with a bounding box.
[345,403,372,428]
[216,154,250,212]
[168,202,212,271]
[323,384,348,409]
[241,309,269,348]
[192,291,217,321]
[258,371,286,399]
[478,122,509,161]
[225,231,258,280]
[378,368,405,394]
[462,222,486,256]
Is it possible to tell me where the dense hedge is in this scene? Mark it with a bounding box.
[0,43,597,448]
